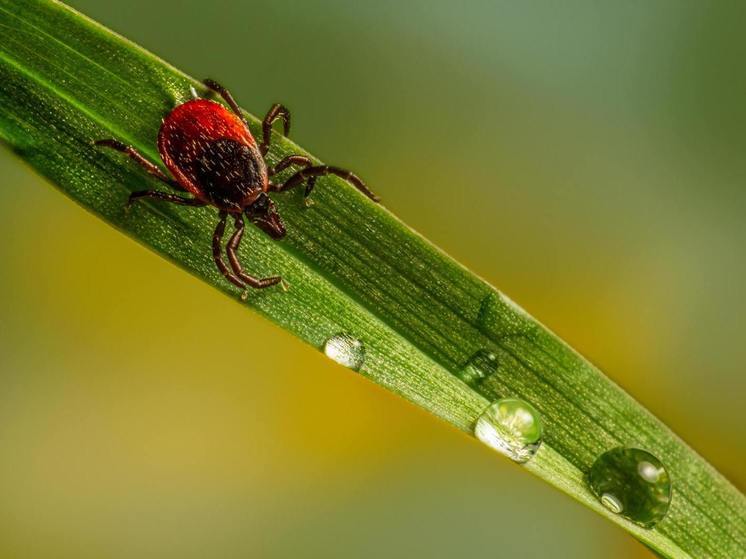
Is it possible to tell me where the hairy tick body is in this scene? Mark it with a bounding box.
[96,80,379,295]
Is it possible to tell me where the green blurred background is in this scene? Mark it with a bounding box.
[1,1,744,557]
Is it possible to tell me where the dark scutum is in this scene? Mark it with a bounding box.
[192,138,263,208]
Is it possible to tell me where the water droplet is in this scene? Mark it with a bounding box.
[499,292,531,319]
[588,447,672,528]
[459,349,498,386]
[474,398,543,463]
[477,291,537,340]
[323,333,366,371]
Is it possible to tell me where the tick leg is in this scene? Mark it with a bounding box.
[127,190,206,209]
[202,79,290,156]
[213,210,246,290]
[203,79,249,126]
[268,154,317,201]
[95,139,179,189]
[274,165,380,202]
[226,215,284,289]
[260,104,291,156]
[268,154,312,176]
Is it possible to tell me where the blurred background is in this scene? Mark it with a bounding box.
[1,1,744,557]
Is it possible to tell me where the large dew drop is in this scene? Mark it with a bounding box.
[323,333,366,371]
[474,398,543,463]
[588,447,672,528]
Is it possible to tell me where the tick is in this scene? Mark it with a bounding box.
[96,79,379,295]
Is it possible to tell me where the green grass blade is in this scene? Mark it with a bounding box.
[0,1,743,556]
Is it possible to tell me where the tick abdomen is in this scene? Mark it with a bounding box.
[192,138,264,208]
[158,99,267,209]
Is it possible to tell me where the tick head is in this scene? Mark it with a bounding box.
[246,192,286,239]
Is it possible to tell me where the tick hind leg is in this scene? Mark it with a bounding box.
[260,104,291,156]
[202,78,290,156]
[274,165,380,202]
[226,215,284,290]
[202,79,250,126]
[95,139,180,189]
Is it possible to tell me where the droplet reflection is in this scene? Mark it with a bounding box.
[323,333,366,371]
[475,398,543,463]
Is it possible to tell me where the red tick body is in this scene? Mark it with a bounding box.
[95,79,379,295]
[159,99,267,210]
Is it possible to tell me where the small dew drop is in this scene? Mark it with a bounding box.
[474,398,543,463]
[323,333,366,371]
[498,292,530,319]
[477,291,537,340]
[588,447,672,528]
[459,349,498,387]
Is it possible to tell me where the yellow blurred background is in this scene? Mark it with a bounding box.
[1,1,744,557]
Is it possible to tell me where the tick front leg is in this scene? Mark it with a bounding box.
[275,165,380,202]
[213,211,246,290]
[268,154,317,197]
[127,190,206,209]
[95,139,179,189]
[260,104,291,156]
[226,215,284,290]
